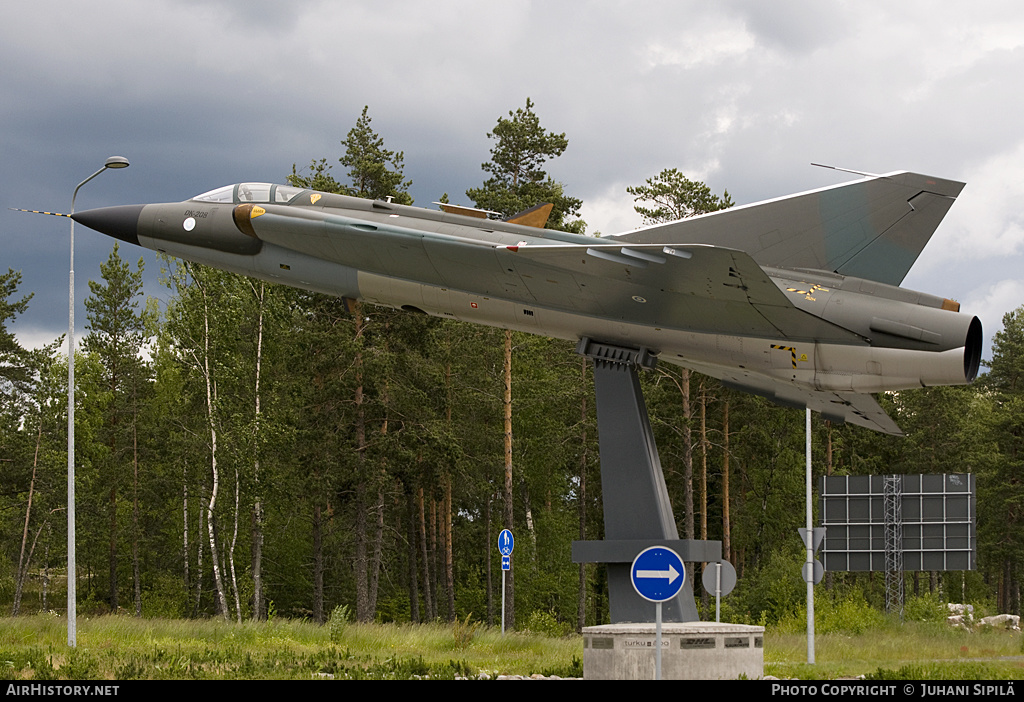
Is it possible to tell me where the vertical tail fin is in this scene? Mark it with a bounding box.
[612,172,965,286]
[505,202,554,229]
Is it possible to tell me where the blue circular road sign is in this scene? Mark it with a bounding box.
[498,529,514,557]
[631,546,686,603]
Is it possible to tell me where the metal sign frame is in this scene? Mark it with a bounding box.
[819,474,976,572]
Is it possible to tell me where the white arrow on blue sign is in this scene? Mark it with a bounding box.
[498,529,514,557]
[631,546,686,603]
[501,555,510,571]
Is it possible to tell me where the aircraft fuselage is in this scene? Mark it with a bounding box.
[70,177,981,434]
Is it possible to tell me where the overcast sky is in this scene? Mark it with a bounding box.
[3,0,1023,359]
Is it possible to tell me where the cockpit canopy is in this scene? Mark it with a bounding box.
[192,183,307,205]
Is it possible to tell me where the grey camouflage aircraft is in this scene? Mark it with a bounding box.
[67,170,980,435]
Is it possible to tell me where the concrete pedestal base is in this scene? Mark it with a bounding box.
[583,622,764,680]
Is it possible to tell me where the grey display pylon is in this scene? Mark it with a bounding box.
[573,338,721,623]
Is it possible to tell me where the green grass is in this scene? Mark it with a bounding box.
[0,614,1020,680]
[766,621,1024,680]
[0,614,582,679]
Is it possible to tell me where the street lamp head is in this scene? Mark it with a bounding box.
[104,156,130,169]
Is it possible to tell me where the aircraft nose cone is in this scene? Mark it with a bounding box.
[72,205,144,247]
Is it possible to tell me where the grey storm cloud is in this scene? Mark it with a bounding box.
[3,0,1024,355]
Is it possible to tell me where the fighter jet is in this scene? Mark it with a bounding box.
[67,170,981,435]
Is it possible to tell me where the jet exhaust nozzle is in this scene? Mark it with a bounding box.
[964,316,982,383]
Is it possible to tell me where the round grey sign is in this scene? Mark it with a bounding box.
[701,560,737,597]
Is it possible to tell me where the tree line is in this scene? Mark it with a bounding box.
[1,100,1022,631]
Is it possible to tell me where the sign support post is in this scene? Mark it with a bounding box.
[498,529,514,634]
[655,601,662,679]
[630,546,685,680]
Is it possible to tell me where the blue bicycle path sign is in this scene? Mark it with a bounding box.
[498,529,514,557]
[631,546,686,603]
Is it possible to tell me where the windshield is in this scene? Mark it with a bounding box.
[192,183,307,204]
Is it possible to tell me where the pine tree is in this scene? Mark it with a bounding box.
[341,106,413,204]
[465,99,588,629]
[285,106,415,622]
[82,244,148,613]
[629,170,733,586]
[0,271,60,616]
[0,269,34,397]
[467,98,585,233]
[981,307,1024,613]
[291,106,413,205]
[627,168,734,225]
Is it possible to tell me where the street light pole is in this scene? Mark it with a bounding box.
[67,156,129,647]
[806,407,815,665]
